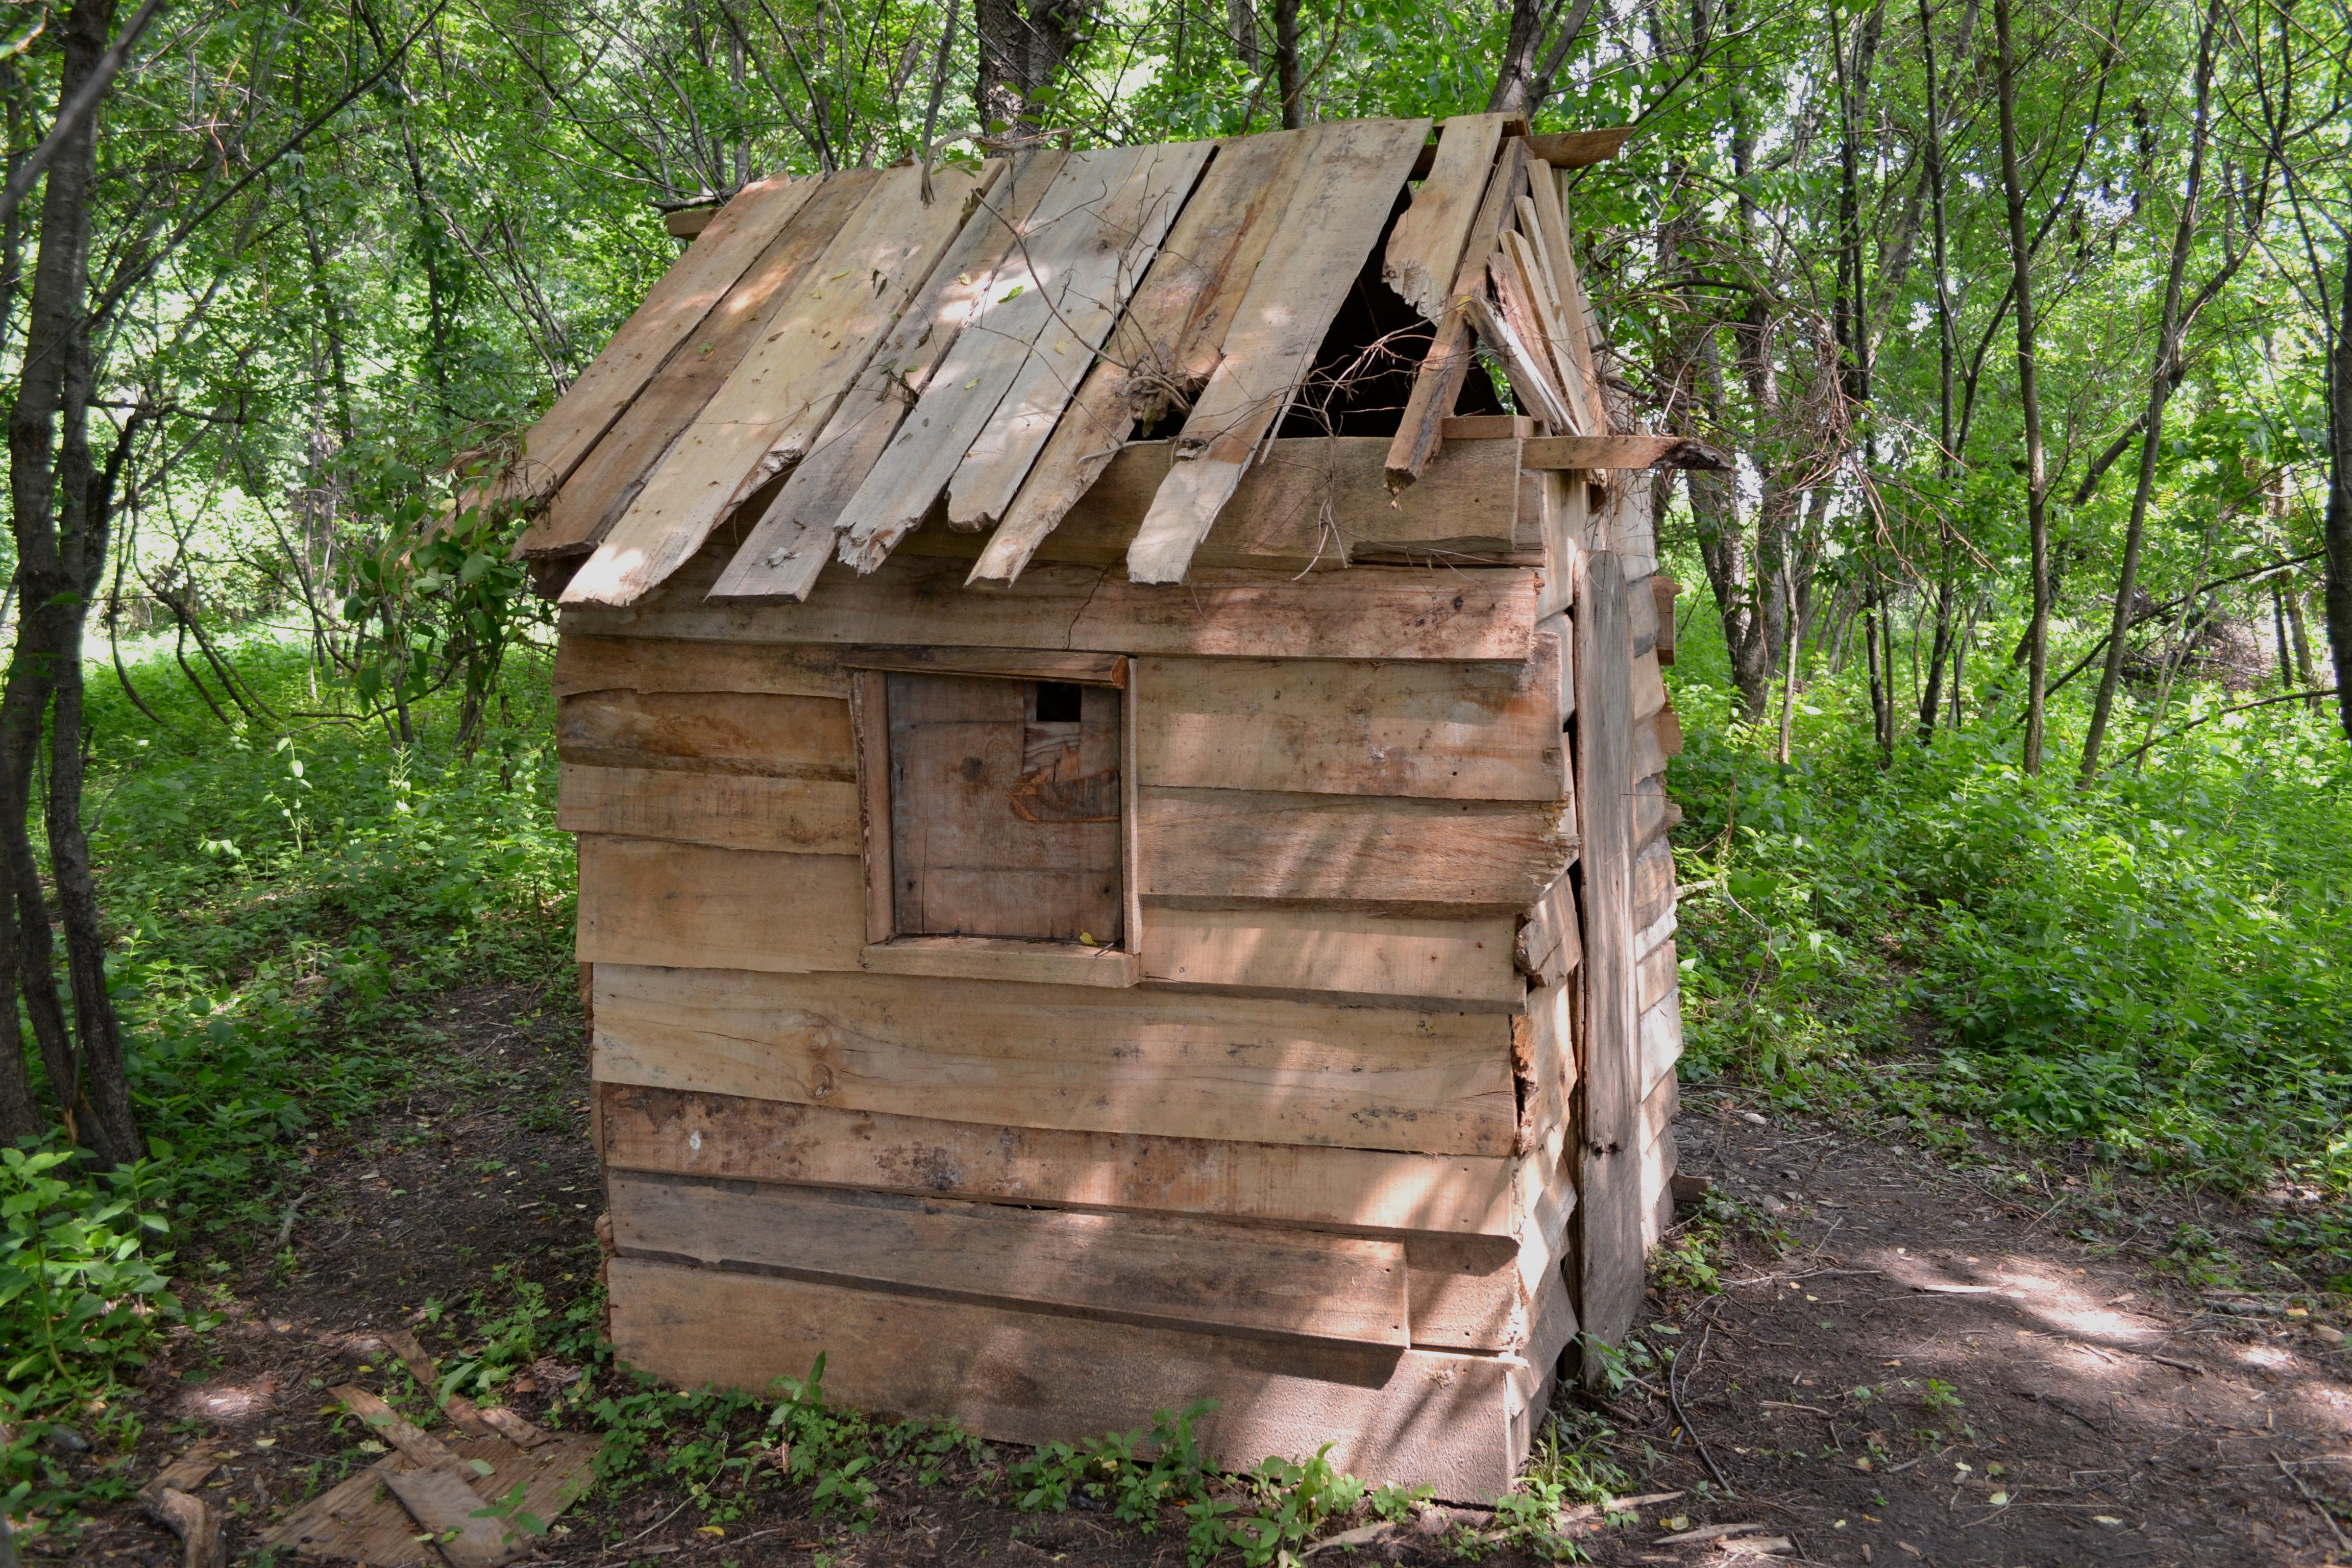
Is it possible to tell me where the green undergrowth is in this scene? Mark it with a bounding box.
[1659,592,2352,1287]
[6,633,574,1514]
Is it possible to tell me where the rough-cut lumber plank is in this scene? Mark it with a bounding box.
[576,836,865,974]
[1630,646,1666,722]
[560,764,859,854]
[1386,138,1529,489]
[1522,434,1730,472]
[972,131,1316,586]
[1636,937,1677,1016]
[1513,872,1581,989]
[608,1170,1408,1347]
[1138,788,1573,916]
[599,1083,1518,1234]
[1127,118,1433,583]
[1501,227,1584,432]
[1652,574,1681,665]
[591,963,1518,1156]
[1638,989,1682,1104]
[1141,909,1521,1007]
[1631,831,1676,933]
[1634,904,1678,964]
[1073,567,1539,660]
[566,162,991,605]
[380,1464,518,1568]
[1383,114,1508,322]
[710,151,1071,602]
[525,173,880,558]
[607,1259,1542,1498]
[832,148,1170,570]
[1521,161,1604,433]
[1574,550,1644,1349]
[258,1431,599,1568]
[1640,1066,1680,1149]
[1135,653,1564,802]
[844,647,1125,683]
[506,176,821,511]
[1535,473,1584,620]
[947,141,1216,531]
[863,936,1138,988]
[1653,701,1685,762]
[878,434,1533,574]
[1468,279,1572,430]
[552,634,846,699]
[332,1385,462,1467]
[1524,128,1633,168]
[1521,974,1578,1146]
[557,689,853,777]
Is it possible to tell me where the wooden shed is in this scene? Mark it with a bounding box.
[511,114,1700,1499]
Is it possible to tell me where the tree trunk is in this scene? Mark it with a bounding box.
[2328,235,2352,746]
[977,0,1091,128]
[1993,0,2052,773]
[1271,0,1303,127]
[2078,0,2219,782]
[2,0,142,1165]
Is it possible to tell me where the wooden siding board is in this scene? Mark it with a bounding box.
[558,765,859,854]
[555,690,854,778]
[598,1084,1521,1235]
[607,1170,1410,1346]
[1140,909,1521,1007]
[606,1259,1538,1498]
[589,963,1519,1156]
[575,837,866,974]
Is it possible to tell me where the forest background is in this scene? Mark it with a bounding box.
[1,0,2350,1527]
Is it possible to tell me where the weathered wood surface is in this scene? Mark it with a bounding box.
[258,1430,599,1568]
[711,151,1072,602]
[946,141,1216,532]
[1535,474,1584,620]
[590,963,1519,1155]
[1651,575,1681,664]
[559,764,860,854]
[862,936,1140,987]
[567,162,989,605]
[973,131,1315,586]
[607,1170,1411,1346]
[886,673,1123,943]
[1477,255,1572,430]
[950,436,1532,577]
[1573,550,1643,1349]
[1386,137,1528,489]
[1513,871,1581,989]
[1630,647,1666,722]
[836,146,1196,570]
[1638,1070,1680,1250]
[571,550,1540,663]
[1518,976,1578,1160]
[1524,128,1632,167]
[598,1083,1521,1235]
[1638,988,1683,1104]
[1521,161,1603,433]
[1499,228,1583,433]
[553,634,846,700]
[505,175,820,512]
[1140,909,1521,1007]
[607,1258,1544,1498]
[1521,434,1730,473]
[1383,114,1508,322]
[1652,702,1685,764]
[524,172,882,557]
[575,836,865,974]
[1135,653,1563,801]
[556,690,853,777]
[1636,933,1678,1015]
[1127,117,1432,583]
[1631,833,1676,933]
[1137,789,1573,915]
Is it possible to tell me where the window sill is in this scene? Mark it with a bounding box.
[861,937,1140,989]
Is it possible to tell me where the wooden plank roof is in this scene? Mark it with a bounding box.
[512,116,1629,606]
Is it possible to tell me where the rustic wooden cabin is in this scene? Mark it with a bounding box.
[508,114,1712,1499]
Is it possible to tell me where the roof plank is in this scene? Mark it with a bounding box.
[1382,114,1507,323]
[1524,159,1607,432]
[944,138,1215,531]
[561,161,992,606]
[502,175,821,509]
[832,146,1170,572]
[523,172,883,559]
[1123,116,1433,584]
[968,128,1317,589]
[707,150,1072,603]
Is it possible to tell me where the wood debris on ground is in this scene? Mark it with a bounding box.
[252,1334,601,1566]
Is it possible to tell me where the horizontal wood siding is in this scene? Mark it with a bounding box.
[557,690,854,777]
[606,1259,1540,1499]
[1140,910,1521,1007]
[1135,652,1564,801]
[576,837,864,974]
[590,964,1519,1155]
[598,1084,1521,1236]
[606,1170,1411,1346]
[560,767,860,854]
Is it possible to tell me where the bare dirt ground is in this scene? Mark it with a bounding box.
[43,989,2352,1568]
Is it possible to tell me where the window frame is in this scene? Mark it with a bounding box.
[846,647,1140,988]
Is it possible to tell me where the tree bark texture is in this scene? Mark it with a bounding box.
[976,0,1091,129]
[1993,0,2052,773]
[2328,234,2352,745]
